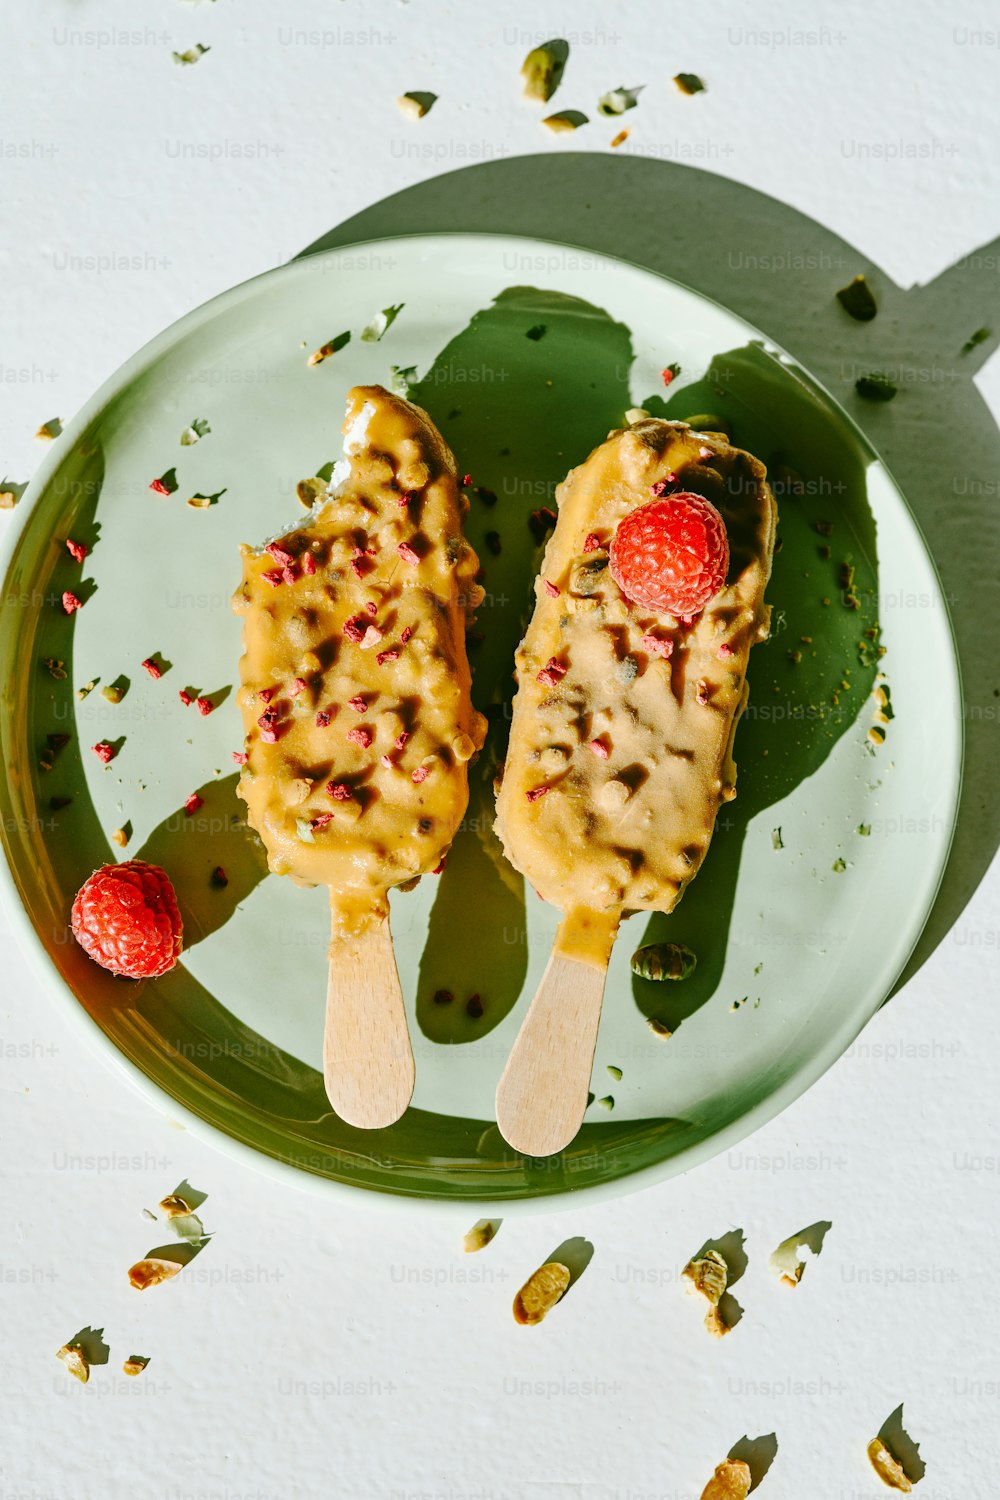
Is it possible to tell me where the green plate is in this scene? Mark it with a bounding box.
[0,233,962,1211]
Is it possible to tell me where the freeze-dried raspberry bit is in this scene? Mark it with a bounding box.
[394,731,410,751]
[210,866,228,888]
[347,725,373,749]
[326,781,352,801]
[232,750,248,765]
[280,564,297,585]
[364,601,378,617]
[195,697,215,716]
[184,792,204,815]
[178,689,193,706]
[62,591,83,614]
[411,765,430,784]
[265,541,295,567]
[536,657,567,687]
[397,541,420,566]
[140,657,163,679]
[650,473,677,497]
[543,580,560,598]
[92,740,117,763]
[529,506,557,541]
[525,785,549,802]
[660,363,680,387]
[461,473,472,488]
[289,678,307,697]
[588,739,610,759]
[376,648,400,666]
[609,492,729,616]
[65,538,88,563]
[315,710,332,728]
[71,860,182,979]
[301,551,316,576]
[257,685,278,704]
[400,625,414,644]
[695,679,710,706]
[310,813,334,832]
[347,695,368,714]
[380,754,395,770]
[583,533,601,553]
[149,470,178,496]
[261,569,284,588]
[433,858,447,875]
[257,709,278,729]
[260,725,280,744]
[641,633,674,659]
[342,616,366,643]
[717,642,734,659]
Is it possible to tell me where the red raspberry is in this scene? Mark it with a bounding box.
[71,860,183,979]
[609,492,729,616]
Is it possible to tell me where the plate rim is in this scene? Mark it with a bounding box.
[0,228,965,1215]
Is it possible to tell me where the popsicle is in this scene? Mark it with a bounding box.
[494,417,777,1155]
[233,385,487,1127]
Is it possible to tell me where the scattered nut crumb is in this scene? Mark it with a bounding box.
[128,1257,183,1291]
[867,1438,913,1492]
[463,1219,500,1254]
[55,1343,89,1383]
[397,91,436,120]
[699,1460,751,1500]
[513,1261,570,1325]
[682,1249,731,1336]
[609,128,629,148]
[123,1354,150,1377]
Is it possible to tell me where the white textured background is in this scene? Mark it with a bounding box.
[1,2,998,1497]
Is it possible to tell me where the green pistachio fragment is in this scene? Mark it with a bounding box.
[597,84,643,116]
[542,110,588,133]
[521,39,568,103]
[397,92,436,120]
[674,72,705,95]
[855,372,897,402]
[361,304,404,343]
[836,275,878,322]
[180,417,210,446]
[172,43,209,65]
[630,941,697,982]
[960,326,991,355]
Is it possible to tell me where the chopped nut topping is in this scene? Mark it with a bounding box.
[867,1438,913,1492]
[698,1460,751,1500]
[463,1219,500,1254]
[55,1343,89,1383]
[128,1257,183,1291]
[682,1248,731,1336]
[513,1261,570,1325]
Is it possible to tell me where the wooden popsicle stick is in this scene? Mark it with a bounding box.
[495,910,619,1157]
[323,903,415,1129]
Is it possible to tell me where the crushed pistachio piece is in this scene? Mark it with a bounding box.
[769,1233,811,1286]
[525,324,546,341]
[123,1354,150,1377]
[836,274,878,322]
[307,331,351,366]
[180,417,210,445]
[771,827,784,850]
[101,683,125,705]
[542,109,588,133]
[55,1343,89,1383]
[43,657,67,680]
[463,1219,500,1253]
[855,372,898,402]
[597,1094,614,1110]
[598,84,643,116]
[646,1017,673,1038]
[832,857,847,873]
[867,1438,913,1493]
[361,304,404,343]
[630,941,697,982]
[512,1261,570,1325]
[76,678,98,700]
[699,1460,751,1500]
[606,1064,622,1081]
[674,72,706,95]
[521,39,568,102]
[389,363,418,396]
[857,823,871,837]
[172,43,209,65]
[960,326,991,356]
[397,91,437,120]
